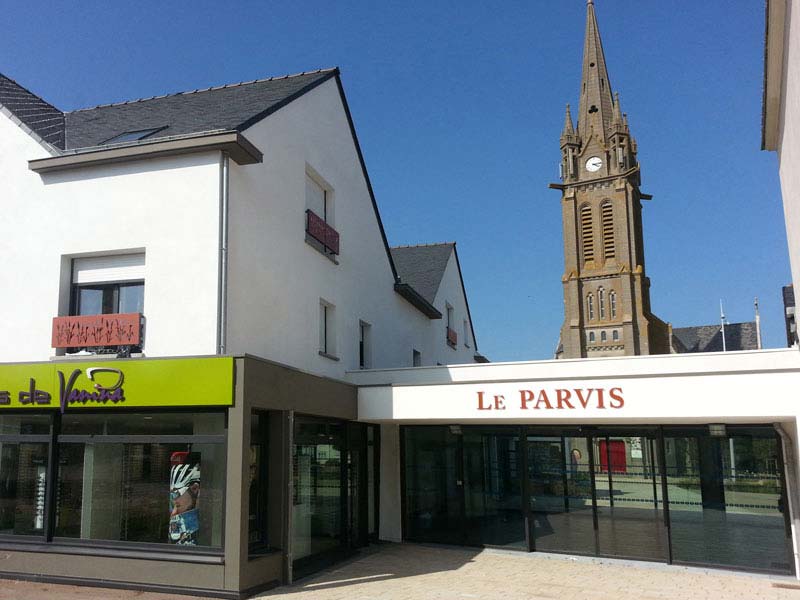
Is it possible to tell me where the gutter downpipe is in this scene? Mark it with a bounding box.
[218,152,230,355]
[775,423,800,579]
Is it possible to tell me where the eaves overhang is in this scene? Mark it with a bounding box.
[394,283,442,319]
[28,130,263,174]
[762,0,788,151]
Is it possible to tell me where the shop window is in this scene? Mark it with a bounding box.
[0,415,51,537]
[412,349,422,367]
[54,412,225,548]
[248,412,269,549]
[319,300,337,359]
[359,321,372,369]
[293,419,344,565]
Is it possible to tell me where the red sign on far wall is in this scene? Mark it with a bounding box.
[51,313,141,348]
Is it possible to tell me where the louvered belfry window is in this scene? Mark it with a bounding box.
[580,205,594,262]
[602,202,615,259]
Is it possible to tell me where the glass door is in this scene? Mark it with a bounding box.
[462,428,525,549]
[527,433,595,554]
[403,427,463,544]
[663,427,793,573]
[593,430,667,561]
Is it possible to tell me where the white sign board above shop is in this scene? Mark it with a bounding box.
[357,370,800,424]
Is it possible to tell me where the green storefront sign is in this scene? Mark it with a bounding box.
[0,357,234,411]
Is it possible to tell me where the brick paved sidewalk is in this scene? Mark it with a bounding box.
[0,544,798,600]
[259,543,800,600]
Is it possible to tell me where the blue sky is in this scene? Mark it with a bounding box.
[1,1,787,361]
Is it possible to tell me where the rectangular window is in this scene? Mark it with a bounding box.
[446,304,457,348]
[319,300,337,358]
[359,321,371,369]
[71,254,145,316]
[305,173,332,225]
[55,412,225,548]
[412,349,422,367]
[305,171,340,257]
[248,412,269,548]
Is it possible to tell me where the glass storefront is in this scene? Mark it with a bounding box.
[403,424,794,575]
[0,412,226,550]
[292,417,378,576]
[664,426,792,573]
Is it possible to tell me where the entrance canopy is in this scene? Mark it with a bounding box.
[349,349,800,426]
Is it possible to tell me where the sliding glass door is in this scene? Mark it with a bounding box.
[663,427,792,572]
[527,433,595,554]
[593,430,667,561]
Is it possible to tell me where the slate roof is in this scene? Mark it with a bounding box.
[0,68,337,151]
[783,284,795,308]
[0,74,65,148]
[671,322,758,353]
[390,243,455,305]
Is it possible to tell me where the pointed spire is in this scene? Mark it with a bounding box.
[577,0,615,140]
[562,104,575,137]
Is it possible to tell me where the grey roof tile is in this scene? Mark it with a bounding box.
[0,74,65,148]
[390,243,455,305]
[63,69,337,149]
[672,322,758,353]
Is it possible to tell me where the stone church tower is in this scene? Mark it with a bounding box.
[554,0,670,358]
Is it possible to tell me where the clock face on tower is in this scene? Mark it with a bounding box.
[585,156,603,172]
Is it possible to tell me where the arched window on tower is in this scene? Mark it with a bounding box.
[580,205,594,263]
[601,331,607,342]
[589,331,595,343]
[602,202,615,260]
[610,291,617,319]
[587,293,595,320]
[612,330,619,342]
[598,288,606,319]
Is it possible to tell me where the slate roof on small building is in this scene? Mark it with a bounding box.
[390,243,455,305]
[0,74,65,148]
[672,322,758,353]
[783,284,795,308]
[0,68,337,151]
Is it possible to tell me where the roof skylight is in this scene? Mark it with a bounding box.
[101,126,167,145]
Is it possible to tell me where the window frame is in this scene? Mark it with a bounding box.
[248,410,270,553]
[71,280,144,317]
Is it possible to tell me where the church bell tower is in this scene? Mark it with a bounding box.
[554,0,669,358]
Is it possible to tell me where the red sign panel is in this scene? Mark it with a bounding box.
[447,327,458,347]
[52,313,141,348]
[306,209,340,255]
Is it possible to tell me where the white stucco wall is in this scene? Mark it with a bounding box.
[779,0,800,296]
[226,78,477,379]
[0,112,221,361]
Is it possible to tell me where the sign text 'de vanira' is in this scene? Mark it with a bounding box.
[477,387,624,411]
